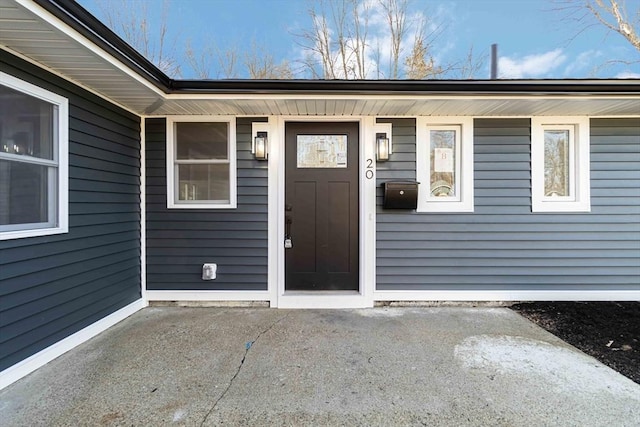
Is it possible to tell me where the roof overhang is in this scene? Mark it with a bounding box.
[1,0,639,117]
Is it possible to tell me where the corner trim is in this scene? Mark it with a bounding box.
[140,117,148,306]
[0,299,145,390]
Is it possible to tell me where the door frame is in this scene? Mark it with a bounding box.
[266,116,379,308]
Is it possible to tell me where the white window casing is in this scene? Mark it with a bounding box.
[531,117,590,213]
[0,72,68,240]
[416,116,474,212]
[166,116,237,209]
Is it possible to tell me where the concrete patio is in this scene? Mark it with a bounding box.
[1,306,639,426]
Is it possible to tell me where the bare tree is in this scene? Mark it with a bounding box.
[185,40,214,79]
[294,0,467,80]
[404,34,438,79]
[554,1,639,52]
[217,48,240,79]
[97,0,181,77]
[95,0,486,80]
[351,0,372,79]
[244,42,294,79]
[295,0,414,79]
[297,0,354,78]
[403,18,447,79]
[552,0,639,74]
[452,46,489,79]
[97,0,288,79]
[380,0,409,78]
[186,40,241,79]
[584,0,639,51]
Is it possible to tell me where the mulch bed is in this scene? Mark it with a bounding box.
[510,301,640,384]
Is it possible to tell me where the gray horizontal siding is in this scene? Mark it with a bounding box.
[145,117,268,291]
[376,118,640,291]
[0,51,141,371]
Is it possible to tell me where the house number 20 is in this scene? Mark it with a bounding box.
[365,159,374,179]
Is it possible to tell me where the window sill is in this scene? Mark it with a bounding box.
[532,201,591,213]
[416,204,474,213]
[0,225,68,241]
[167,201,237,209]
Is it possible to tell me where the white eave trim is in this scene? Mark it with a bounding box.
[16,0,165,98]
[0,45,139,116]
[163,92,639,102]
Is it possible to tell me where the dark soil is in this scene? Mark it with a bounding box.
[511,301,640,384]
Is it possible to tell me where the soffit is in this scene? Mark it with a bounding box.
[1,0,638,117]
[150,96,640,117]
[0,0,164,114]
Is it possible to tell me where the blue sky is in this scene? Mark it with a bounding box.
[78,0,640,79]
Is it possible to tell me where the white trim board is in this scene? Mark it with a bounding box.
[146,290,272,302]
[0,299,144,390]
[140,117,148,306]
[272,116,377,308]
[374,290,640,302]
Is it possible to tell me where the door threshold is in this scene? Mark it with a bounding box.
[277,291,369,309]
[284,290,360,295]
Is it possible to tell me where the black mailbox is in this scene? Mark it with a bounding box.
[383,181,419,209]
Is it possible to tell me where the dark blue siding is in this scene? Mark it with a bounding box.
[0,51,141,371]
[145,118,268,290]
[377,118,640,291]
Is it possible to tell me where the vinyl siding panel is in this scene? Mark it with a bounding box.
[145,117,268,291]
[0,51,141,371]
[376,118,640,291]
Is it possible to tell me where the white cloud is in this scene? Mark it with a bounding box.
[563,50,603,77]
[615,71,640,78]
[498,49,567,79]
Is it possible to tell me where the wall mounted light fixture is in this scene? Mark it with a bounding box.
[374,122,392,162]
[376,132,390,161]
[253,131,268,161]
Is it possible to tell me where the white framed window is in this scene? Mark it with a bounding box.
[166,116,236,209]
[0,72,68,240]
[531,117,590,212]
[416,117,474,212]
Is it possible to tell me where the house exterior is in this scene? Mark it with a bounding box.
[1,0,638,388]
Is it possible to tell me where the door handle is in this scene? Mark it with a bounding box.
[285,217,293,249]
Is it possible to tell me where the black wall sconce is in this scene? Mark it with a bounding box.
[376,132,390,161]
[253,131,268,161]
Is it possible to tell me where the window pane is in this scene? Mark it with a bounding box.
[0,160,50,226]
[544,130,570,197]
[0,85,54,160]
[430,130,456,197]
[178,164,230,202]
[297,135,347,168]
[176,122,228,160]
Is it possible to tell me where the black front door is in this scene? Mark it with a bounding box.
[285,122,359,291]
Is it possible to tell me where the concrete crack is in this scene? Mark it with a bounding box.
[199,313,290,426]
